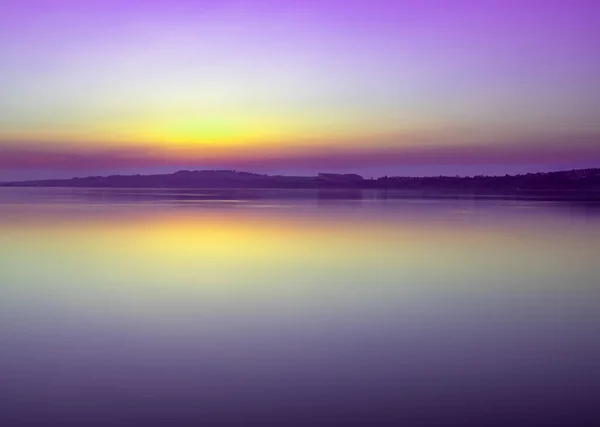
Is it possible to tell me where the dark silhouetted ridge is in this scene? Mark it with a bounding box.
[1,168,599,192]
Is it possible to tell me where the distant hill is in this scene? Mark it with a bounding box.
[1,168,599,191]
[0,170,318,189]
[371,168,600,191]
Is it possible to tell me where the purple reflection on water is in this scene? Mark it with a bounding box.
[0,189,599,426]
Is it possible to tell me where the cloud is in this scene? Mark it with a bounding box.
[1,133,598,175]
[0,144,169,170]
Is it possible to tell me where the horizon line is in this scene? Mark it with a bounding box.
[2,165,599,185]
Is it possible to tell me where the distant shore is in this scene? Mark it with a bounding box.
[1,168,599,192]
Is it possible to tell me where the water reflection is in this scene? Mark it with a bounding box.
[0,188,599,426]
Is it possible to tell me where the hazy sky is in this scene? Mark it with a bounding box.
[1,0,599,179]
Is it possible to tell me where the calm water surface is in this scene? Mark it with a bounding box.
[1,188,599,426]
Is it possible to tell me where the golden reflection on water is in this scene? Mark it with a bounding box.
[1,199,598,321]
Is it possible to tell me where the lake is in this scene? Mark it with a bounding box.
[1,188,599,426]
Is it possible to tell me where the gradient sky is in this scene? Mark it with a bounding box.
[1,0,599,180]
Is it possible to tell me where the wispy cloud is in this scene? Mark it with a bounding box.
[1,133,598,176]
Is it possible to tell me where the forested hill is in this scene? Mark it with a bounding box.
[1,168,599,191]
[370,168,600,191]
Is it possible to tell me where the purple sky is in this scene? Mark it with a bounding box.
[1,0,599,179]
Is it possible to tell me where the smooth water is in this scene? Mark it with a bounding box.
[1,188,599,426]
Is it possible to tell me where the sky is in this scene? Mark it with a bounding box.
[1,0,599,180]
